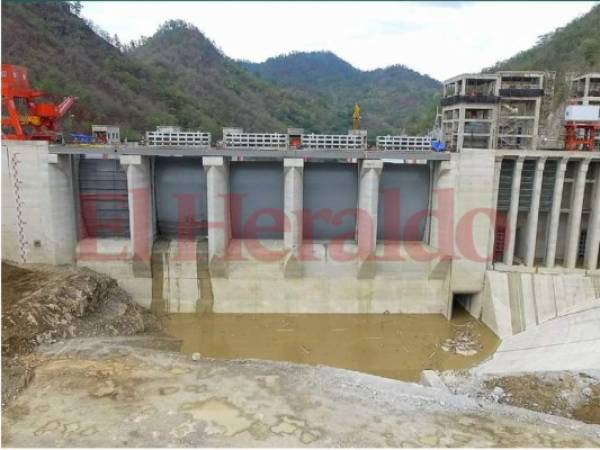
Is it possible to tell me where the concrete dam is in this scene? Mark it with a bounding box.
[2,139,599,339]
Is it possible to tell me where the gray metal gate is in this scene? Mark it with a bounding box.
[230,161,284,239]
[303,162,358,240]
[377,163,431,241]
[78,157,130,238]
[155,157,207,239]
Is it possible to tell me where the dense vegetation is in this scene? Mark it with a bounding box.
[487,4,600,101]
[243,52,441,136]
[1,2,440,140]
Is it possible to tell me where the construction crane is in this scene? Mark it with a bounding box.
[352,103,361,130]
[2,64,75,141]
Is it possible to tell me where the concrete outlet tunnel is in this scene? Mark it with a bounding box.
[154,157,207,239]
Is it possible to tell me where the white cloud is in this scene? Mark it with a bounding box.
[81,1,595,81]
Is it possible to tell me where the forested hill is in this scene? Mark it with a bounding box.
[127,22,342,137]
[487,4,600,98]
[2,3,340,139]
[242,52,441,136]
[2,2,440,139]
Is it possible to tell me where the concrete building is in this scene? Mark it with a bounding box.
[570,73,600,106]
[569,73,600,151]
[441,71,550,151]
[2,139,598,340]
[91,125,120,144]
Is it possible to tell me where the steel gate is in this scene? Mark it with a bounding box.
[78,157,130,238]
[377,163,431,241]
[303,162,358,240]
[154,157,207,239]
[229,161,284,239]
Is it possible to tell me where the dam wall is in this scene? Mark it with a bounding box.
[462,268,600,338]
[2,140,598,320]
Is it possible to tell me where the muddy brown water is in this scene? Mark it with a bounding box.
[163,307,499,382]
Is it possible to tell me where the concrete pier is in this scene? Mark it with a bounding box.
[487,159,503,269]
[121,155,154,276]
[203,156,230,276]
[565,160,589,268]
[283,158,303,277]
[584,163,600,270]
[545,159,568,268]
[357,159,382,277]
[503,157,524,266]
[524,158,546,267]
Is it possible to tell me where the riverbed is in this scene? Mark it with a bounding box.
[163,307,499,382]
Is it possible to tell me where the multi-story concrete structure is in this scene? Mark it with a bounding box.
[569,73,600,151]
[441,71,549,151]
[570,73,600,106]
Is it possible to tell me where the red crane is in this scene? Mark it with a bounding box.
[2,64,75,141]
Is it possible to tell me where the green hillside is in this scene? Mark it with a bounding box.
[128,22,344,136]
[487,4,600,100]
[243,52,441,135]
[2,2,440,139]
[2,3,344,139]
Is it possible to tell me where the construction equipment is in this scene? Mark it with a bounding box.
[564,104,600,151]
[352,103,361,130]
[2,64,75,141]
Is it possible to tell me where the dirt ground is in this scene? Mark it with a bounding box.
[1,262,162,405]
[440,370,600,425]
[3,337,600,447]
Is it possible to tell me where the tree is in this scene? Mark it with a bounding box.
[68,1,82,16]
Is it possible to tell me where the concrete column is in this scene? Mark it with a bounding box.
[487,158,503,268]
[584,163,600,270]
[121,155,155,277]
[457,106,466,150]
[545,158,568,267]
[524,157,546,267]
[357,159,383,278]
[489,105,497,150]
[584,76,591,99]
[283,158,303,277]
[203,156,230,276]
[532,98,542,149]
[44,153,79,264]
[565,159,590,268]
[503,157,524,266]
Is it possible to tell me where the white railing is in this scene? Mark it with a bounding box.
[223,132,288,150]
[376,135,432,151]
[146,131,211,147]
[301,134,367,150]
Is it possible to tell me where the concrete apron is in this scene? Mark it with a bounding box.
[77,238,453,315]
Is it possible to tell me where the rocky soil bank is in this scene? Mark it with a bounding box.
[440,370,600,425]
[1,262,162,405]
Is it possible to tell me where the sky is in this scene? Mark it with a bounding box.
[82,1,596,81]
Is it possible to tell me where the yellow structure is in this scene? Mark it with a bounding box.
[352,103,361,130]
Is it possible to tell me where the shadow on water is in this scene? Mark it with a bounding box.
[162,306,499,382]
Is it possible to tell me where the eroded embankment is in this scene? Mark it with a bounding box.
[1,262,162,405]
